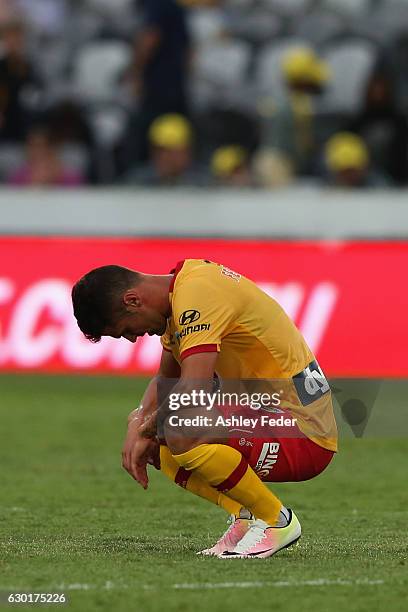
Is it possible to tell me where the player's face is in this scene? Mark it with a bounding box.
[106,308,167,343]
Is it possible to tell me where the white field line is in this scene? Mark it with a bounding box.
[172,579,385,589]
[0,507,26,512]
[3,579,384,592]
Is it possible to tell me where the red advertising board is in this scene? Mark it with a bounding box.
[0,237,405,377]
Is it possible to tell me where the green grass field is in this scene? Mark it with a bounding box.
[0,374,407,611]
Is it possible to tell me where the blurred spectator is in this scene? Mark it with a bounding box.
[46,100,97,182]
[46,100,93,149]
[124,0,191,165]
[0,18,42,141]
[125,113,206,186]
[350,71,408,186]
[324,132,389,188]
[388,32,408,116]
[259,47,330,179]
[16,0,68,37]
[197,108,259,166]
[252,149,295,189]
[211,145,253,187]
[8,125,86,187]
[0,1,15,24]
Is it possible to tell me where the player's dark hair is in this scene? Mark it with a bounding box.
[72,265,140,343]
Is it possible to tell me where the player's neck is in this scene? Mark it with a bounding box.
[143,274,173,318]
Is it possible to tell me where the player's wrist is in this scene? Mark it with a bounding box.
[139,422,157,439]
[138,413,157,439]
[127,409,157,438]
[128,404,148,427]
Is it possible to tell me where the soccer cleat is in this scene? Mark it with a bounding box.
[218,509,301,559]
[197,514,254,556]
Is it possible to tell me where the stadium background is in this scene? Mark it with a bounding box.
[0,2,407,612]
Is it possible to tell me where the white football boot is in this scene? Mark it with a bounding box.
[219,509,301,559]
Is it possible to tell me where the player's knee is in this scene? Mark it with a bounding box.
[162,408,211,455]
[164,429,197,455]
[164,421,211,455]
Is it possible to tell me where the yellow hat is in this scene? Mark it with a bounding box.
[325,132,369,172]
[211,146,247,177]
[149,114,192,149]
[283,47,330,85]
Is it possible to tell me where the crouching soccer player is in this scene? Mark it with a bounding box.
[72,259,338,559]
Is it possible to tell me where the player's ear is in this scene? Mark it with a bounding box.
[123,288,142,310]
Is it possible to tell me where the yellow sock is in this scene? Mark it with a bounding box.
[160,445,242,516]
[173,444,282,526]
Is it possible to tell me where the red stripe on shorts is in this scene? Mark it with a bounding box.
[216,456,248,493]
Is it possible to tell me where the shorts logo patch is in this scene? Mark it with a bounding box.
[239,437,253,447]
[179,310,200,325]
[255,442,280,478]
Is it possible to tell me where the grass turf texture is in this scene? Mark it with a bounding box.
[0,374,406,612]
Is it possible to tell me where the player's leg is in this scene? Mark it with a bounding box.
[159,445,254,555]
[160,445,242,515]
[215,435,334,558]
[171,443,283,524]
[163,408,285,525]
[170,442,300,558]
[162,398,305,559]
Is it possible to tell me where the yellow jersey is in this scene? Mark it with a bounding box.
[161,259,338,452]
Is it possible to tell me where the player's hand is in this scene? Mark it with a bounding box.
[121,424,160,489]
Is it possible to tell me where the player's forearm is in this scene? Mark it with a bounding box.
[128,375,181,439]
[139,377,214,440]
[128,376,159,428]
[131,349,183,438]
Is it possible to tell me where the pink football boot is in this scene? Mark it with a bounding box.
[198,513,254,556]
[219,510,301,559]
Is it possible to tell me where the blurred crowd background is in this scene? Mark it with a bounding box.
[1,0,408,189]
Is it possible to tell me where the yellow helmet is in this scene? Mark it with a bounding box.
[325,132,369,172]
[149,114,193,149]
[211,146,247,177]
[283,47,330,85]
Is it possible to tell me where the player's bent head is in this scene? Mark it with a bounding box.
[72,265,141,342]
